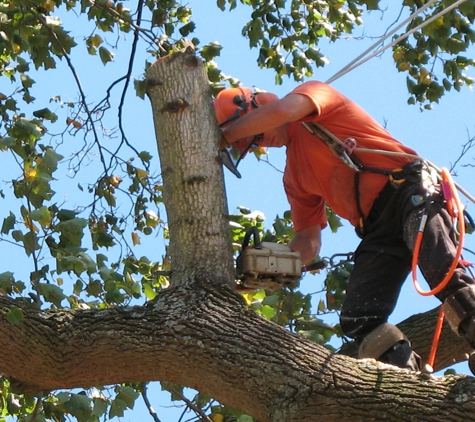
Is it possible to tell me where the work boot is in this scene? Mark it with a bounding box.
[358,323,421,371]
[379,340,422,371]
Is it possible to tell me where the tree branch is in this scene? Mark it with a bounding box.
[1,281,475,422]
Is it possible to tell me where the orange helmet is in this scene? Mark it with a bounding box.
[214,87,279,178]
[214,87,279,126]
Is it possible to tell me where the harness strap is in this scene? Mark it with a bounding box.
[302,121,423,234]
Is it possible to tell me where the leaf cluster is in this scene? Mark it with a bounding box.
[393,1,475,108]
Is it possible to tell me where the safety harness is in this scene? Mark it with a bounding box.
[302,120,475,372]
[301,121,424,235]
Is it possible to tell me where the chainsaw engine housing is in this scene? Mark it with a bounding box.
[237,242,302,291]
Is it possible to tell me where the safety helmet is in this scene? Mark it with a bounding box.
[214,87,279,126]
[214,87,279,178]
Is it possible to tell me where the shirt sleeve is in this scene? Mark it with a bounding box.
[287,81,345,119]
[284,181,328,232]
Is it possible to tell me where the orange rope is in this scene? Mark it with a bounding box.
[412,168,465,296]
[411,167,465,370]
[427,305,445,370]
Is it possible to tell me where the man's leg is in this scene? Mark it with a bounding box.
[340,249,421,370]
[341,180,425,370]
[403,196,475,350]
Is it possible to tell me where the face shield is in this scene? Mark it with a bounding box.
[214,88,278,178]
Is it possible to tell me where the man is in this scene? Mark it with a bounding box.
[214,81,475,371]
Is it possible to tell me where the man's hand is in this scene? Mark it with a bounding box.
[289,224,322,264]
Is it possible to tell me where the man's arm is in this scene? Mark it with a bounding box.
[289,224,322,264]
[221,93,316,145]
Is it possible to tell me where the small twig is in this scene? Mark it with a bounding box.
[30,392,44,421]
[112,0,147,168]
[450,131,475,173]
[141,383,162,422]
[30,8,109,176]
[162,382,212,422]
[89,0,163,49]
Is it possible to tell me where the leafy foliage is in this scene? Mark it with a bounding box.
[0,0,474,420]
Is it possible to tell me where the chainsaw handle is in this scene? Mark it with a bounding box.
[302,261,327,272]
[241,226,261,250]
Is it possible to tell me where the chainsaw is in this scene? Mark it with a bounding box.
[236,227,326,291]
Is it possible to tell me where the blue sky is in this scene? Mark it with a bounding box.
[1,0,475,420]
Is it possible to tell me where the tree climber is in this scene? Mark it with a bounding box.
[214,81,475,371]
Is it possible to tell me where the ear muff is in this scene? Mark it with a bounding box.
[213,88,279,127]
[214,88,280,177]
[214,87,253,126]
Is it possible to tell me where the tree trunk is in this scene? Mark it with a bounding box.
[146,50,234,288]
[0,51,474,422]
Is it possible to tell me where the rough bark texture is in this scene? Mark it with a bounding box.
[146,50,234,288]
[1,286,475,422]
[1,51,474,422]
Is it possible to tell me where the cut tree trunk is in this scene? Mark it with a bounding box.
[146,49,234,288]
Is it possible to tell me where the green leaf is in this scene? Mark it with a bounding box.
[64,393,92,422]
[179,22,196,37]
[237,415,255,422]
[109,398,127,419]
[326,207,342,233]
[143,283,158,300]
[134,79,146,99]
[23,231,41,256]
[86,279,103,297]
[86,34,103,48]
[91,398,108,417]
[0,271,15,293]
[77,252,97,275]
[138,151,152,162]
[200,41,222,61]
[57,209,78,221]
[33,108,58,122]
[57,217,88,247]
[217,0,225,11]
[39,283,67,307]
[30,207,51,228]
[12,229,24,243]
[20,74,35,89]
[361,0,380,10]
[5,307,24,324]
[259,304,277,320]
[38,147,64,174]
[1,212,16,234]
[116,386,139,409]
[99,46,115,65]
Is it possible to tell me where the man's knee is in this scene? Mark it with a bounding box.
[443,285,475,346]
[358,323,421,371]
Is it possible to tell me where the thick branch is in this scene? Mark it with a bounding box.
[1,285,475,422]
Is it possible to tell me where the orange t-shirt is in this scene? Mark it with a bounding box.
[283,81,419,231]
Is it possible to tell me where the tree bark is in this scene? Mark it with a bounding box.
[1,286,475,422]
[146,50,234,288]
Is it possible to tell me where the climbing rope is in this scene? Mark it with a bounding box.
[412,167,465,297]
